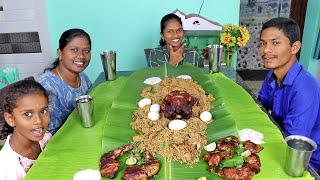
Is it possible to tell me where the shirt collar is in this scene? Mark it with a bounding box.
[158,45,191,52]
[268,60,301,86]
[159,45,168,52]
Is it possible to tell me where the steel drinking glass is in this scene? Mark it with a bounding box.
[100,50,116,81]
[284,135,317,177]
[76,95,94,128]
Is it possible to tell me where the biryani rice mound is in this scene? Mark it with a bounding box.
[131,78,214,164]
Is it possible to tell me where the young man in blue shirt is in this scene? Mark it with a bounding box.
[258,17,320,172]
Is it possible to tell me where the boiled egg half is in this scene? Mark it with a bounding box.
[168,120,187,131]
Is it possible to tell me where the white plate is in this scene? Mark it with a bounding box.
[73,169,101,180]
[238,128,264,144]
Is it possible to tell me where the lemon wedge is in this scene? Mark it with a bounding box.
[125,156,137,166]
[241,150,251,158]
[204,142,216,152]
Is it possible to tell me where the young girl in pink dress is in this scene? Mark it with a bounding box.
[0,79,51,180]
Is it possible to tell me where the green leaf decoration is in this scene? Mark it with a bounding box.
[25,64,313,180]
[218,155,244,169]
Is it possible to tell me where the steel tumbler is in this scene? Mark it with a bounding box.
[284,135,317,177]
[207,44,223,73]
[76,95,94,128]
[100,50,116,81]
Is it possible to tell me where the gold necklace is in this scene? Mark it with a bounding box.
[56,68,80,88]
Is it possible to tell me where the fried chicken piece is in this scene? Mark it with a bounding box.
[123,151,160,180]
[141,151,160,177]
[100,145,133,178]
[204,151,233,172]
[243,154,261,174]
[122,166,147,180]
[161,91,198,120]
[218,167,255,180]
[243,140,264,154]
[216,136,240,151]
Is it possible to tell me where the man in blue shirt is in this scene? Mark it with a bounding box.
[258,17,320,172]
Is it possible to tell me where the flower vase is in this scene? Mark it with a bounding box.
[224,50,233,68]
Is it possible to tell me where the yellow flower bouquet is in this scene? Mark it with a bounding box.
[220,24,250,66]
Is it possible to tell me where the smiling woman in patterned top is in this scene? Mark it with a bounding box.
[38,28,92,135]
[146,13,204,68]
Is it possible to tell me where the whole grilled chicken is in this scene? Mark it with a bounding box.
[161,91,198,120]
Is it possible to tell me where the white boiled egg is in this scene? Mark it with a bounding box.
[144,77,162,85]
[176,75,192,80]
[148,111,160,121]
[149,104,160,112]
[168,120,187,131]
[200,111,212,122]
[138,98,151,108]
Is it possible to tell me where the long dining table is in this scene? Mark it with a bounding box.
[25,64,317,180]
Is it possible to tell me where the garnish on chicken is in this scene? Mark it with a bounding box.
[216,135,240,152]
[204,136,263,180]
[243,154,261,173]
[99,145,133,178]
[123,151,160,180]
[204,151,233,172]
[161,91,198,120]
[243,140,264,153]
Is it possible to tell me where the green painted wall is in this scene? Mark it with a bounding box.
[44,0,240,81]
[300,0,320,78]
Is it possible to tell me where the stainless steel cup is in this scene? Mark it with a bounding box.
[207,44,223,73]
[284,135,317,177]
[76,95,94,128]
[100,50,116,81]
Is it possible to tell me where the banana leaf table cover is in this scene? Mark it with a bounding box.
[25,64,313,180]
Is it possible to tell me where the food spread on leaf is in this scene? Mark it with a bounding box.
[204,136,264,180]
[99,145,160,179]
[131,77,214,164]
[99,75,265,179]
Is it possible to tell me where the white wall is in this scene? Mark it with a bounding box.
[45,0,240,82]
[0,0,51,79]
